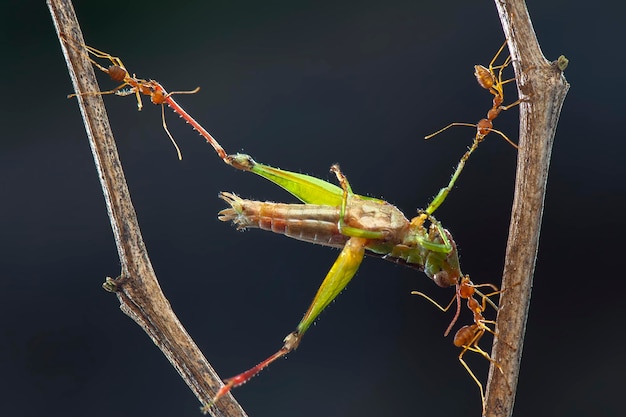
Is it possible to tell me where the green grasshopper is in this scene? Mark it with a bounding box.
[72,42,506,412]
[209,144,500,409]
[208,42,521,407]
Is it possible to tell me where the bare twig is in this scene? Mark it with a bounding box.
[484,1,569,416]
[46,1,247,416]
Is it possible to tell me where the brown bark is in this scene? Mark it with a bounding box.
[484,1,570,416]
[47,1,247,415]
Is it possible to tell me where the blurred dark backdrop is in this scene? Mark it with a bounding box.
[2,1,624,416]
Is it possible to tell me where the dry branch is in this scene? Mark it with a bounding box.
[46,1,247,416]
[484,1,569,416]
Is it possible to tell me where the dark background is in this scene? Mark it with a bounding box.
[2,1,624,416]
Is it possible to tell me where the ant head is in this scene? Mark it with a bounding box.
[458,276,476,298]
[476,118,493,137]
[150,88,167,105]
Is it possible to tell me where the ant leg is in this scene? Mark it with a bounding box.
[424,122,478,140]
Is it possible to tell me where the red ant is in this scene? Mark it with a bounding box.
[425,40,521,149]
[413,275,502,412]
[64,39,228,161]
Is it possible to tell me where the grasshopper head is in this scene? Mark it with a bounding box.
[424,229,462,288]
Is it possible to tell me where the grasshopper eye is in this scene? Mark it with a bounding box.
[433,270,453,288]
